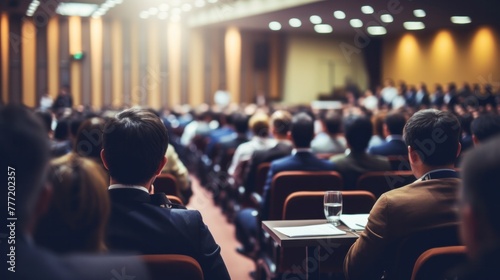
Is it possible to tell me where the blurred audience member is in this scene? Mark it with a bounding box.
[368,111,387,149]
[381,78,398,107]
[52,85,73,112]
[39,90,53,111]
[368,112,407,156]
[162,144,192,204]
[471,113,500,145]
[361,89,379,112]
[311,110,347,154]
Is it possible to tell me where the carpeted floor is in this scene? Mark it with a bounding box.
[187,175,255,280]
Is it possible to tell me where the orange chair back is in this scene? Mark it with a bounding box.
[154,174,179,196]
[255,162,271,195]
[282,190,376,220]
[387,155,411,171]
[356,170,415,198]
[142,254,203,280]
[268,171,343,220]
[166,195,184,205]
[411,246,467,280]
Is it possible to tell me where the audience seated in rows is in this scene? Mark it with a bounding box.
[368,111,407,156]
[344,109,462,280]
[101,108,230,280]
[311,110,347,154]
[35,154,110,254]
[330,116,391,189]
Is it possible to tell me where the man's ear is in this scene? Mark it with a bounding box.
[456,142,462,158]
[472,135,479,146]
[287,131,292,140]
[408,145,420,165]
[155,156,167,176]
[100,149,109,170]
[383,123,390,138]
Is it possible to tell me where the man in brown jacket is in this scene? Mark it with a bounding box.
[344,109,462,280]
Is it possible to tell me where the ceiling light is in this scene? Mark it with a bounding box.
[159,4,169,11]
[367,26,387,35]
[139,11,149,19]
[314,24,333,34]
[350,19,363,28]
[403,21,425,30]
[26,0,41,16]
[56,2,98,17]
[269,21,282,31]
[310,15,322,24]
[333,10,346,19]
[380,14,393,23]
[451,16,471,24]
[182,3,192,12]
[413,9,426,17]
[148,7,158,15]
[289,18,302,28]
[361,5,374,14]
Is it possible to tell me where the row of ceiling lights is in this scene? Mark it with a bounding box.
[269,6,471,35]
[139,0,218,20]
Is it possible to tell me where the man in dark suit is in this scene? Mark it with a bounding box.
[234,113,335,255]
[368,112,407,156]
[244,110,293,194]
[0,105,149,280]
[102,108,230,280]
[470,113,500,146]
[344,109,462,280]
[454,136,500,279]
[330,116,391,189]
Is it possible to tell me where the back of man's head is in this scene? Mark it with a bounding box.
[232,113,249,134]
[344,116,372,152]
[0,105,50,230]
[249,112,270,137]
[471,113,500,144]
[103,108,169,185]
[323,111,343,135]
[460,135,500,253]
[385,112,406,135]
[271,110,292,137]
[291,112,314,148]
[403,109,460,166]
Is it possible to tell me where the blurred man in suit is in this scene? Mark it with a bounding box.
[330,116,391,189]
[0,105,148,280]
[244,110,293,194]
[456,136,500,279]
[311,110,347,154]
[471,113,500,145]
[344,109,462,280]
[368,111,407,156]
[102,108,230,280]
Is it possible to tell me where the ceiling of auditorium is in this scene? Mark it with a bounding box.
[4,0,500,35]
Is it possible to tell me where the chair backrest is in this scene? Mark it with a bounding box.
[142,254,204,280]
[283,190,376,220]
[387,224,461,280]
[268,171,343,220]
[154,174,179,196]
[356,170,416,198]
[387,155,411,171]
[166,195,184,205]
[411,246,467,280]
[255,162,271,195]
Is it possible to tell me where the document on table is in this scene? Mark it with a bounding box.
[274,223,346,237]
[340,214,369,231]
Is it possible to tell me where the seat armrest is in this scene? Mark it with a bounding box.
[250,192,263,209]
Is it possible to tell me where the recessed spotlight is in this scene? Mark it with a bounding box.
[269,21,282,31]
[380,14,393,23]
[289,18,302,28]
[314,24,333,33]
[333,10,346,19]
[182,3,192,12]
[451,16,471,24]
[350,19,363,28]
[148,7,158,15]
[367,26,387,35]
[310,15,322,24]
[361,5,374,14]
[139,11,149,19]
[403,21,425,30]
[413,9,426,18]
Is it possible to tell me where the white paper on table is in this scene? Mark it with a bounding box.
[340,214,369,231]
[274,223,346,237]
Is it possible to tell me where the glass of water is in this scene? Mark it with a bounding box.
[324,191,342,226]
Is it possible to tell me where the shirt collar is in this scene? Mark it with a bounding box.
[386,135,404,142]
[292,148,312,155]
[419,169,458,181]
[108,184,149,194]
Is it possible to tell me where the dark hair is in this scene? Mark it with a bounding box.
[70,117,84,138]
[471,113,500,142]
[291,112,314,148]
[461,135,500,236]
[232,113,249,134]
[103,108,169,185]
[35,110,53,133]
[385,112,406,135]
[403,109,460,166]
[344,116,373,152]
[75,117,106,161]
[271,110,292,136]
[54,118,70,140]
[459,114,473,136]
[323,111,343,135]
[0,105,50,229]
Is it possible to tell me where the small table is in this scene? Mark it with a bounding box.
[262,219,360,280]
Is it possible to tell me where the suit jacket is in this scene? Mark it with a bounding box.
[343,175,461,280]
[244,141,293,194]
[106,188,230,280]
[368,137,407,156]
[330,151,391,189]
[262,151,336,219]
